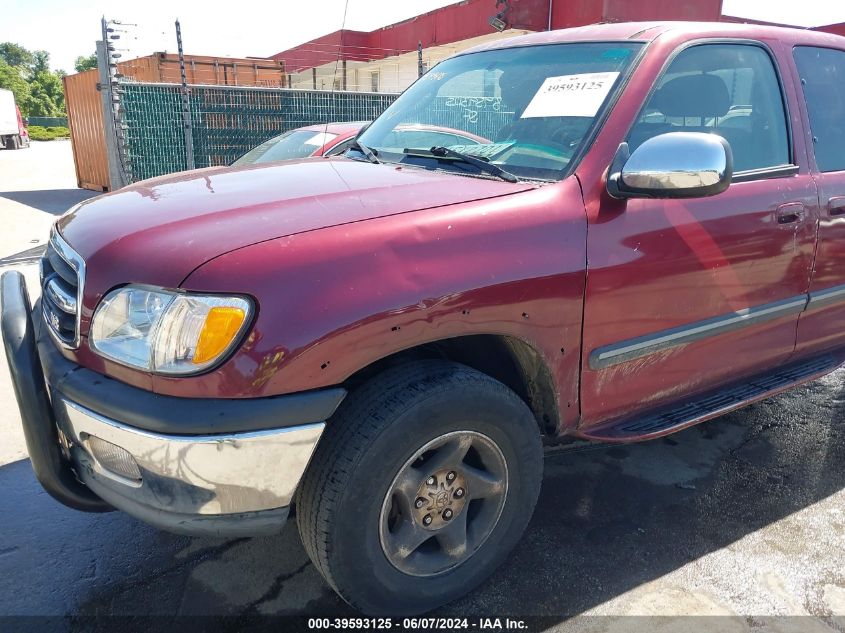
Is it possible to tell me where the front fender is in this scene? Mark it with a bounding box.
[159,180,588,422]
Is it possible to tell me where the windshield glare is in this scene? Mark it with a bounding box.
[358,42,642,181]
[234,129,338,165]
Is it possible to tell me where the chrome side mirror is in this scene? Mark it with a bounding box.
[607,132,733,199]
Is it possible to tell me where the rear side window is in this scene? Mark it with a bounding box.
[628,44,790,173]
[324,138,354,157]
[793,46,845,173]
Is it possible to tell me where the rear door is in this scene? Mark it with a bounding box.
[792,45,845,354]
[579,41,818,428]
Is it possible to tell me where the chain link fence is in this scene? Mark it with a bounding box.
[118,82,398,183]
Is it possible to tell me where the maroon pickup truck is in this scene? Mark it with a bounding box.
[4,21,845,614]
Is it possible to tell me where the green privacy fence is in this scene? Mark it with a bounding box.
[28,116,68,127]
[118,83,398,182]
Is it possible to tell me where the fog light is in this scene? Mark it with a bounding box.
[86,436,142,482]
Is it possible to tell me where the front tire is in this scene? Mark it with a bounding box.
[296,360,543,614]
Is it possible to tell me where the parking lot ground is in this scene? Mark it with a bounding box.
[0,143,844,629]
[1,374,844,628]
[0,140,98,260]
[0,142,98,466]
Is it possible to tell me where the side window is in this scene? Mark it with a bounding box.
[324,138,354,157]
[628,44,790,173]
[793,46,845,173]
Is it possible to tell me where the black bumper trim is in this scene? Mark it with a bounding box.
[35,304,347,436]
[0,271,110,512]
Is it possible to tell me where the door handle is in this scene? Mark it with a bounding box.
[776,202,805,225]
[829,196,845,217]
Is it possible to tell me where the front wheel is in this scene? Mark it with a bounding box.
[296,360,543,614]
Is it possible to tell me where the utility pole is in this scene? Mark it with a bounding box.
[418,41,424,78]
[175,19,195,170]
[97,17,127,190]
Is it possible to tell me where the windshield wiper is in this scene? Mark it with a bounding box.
[348,139,380,164]
[402,146,519,183]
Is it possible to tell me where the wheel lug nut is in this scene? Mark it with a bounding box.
[426,476,436,486]
[414,497,426,509]
[454,488,464,498]
[423,514,433,526]
[446,471,456,482]
[443,508,453,520]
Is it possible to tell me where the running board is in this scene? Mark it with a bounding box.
[577,351,844,443]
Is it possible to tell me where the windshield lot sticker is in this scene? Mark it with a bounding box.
[520,72,620,118]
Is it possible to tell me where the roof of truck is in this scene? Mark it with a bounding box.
[464,21,845,54]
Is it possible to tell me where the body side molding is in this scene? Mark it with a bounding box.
[589,294,809,370]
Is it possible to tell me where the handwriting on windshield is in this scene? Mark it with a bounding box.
[443,96,502,125]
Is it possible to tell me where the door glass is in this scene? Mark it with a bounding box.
[628,44,790,173]
[793,46,845,173]
[324,138,354,157]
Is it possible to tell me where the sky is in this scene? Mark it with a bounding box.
[1,0,844,75]
[0,0,465,73]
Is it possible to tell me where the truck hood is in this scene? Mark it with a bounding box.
[58,158,534,297]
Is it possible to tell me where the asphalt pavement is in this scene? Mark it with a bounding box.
[1,142,844,631]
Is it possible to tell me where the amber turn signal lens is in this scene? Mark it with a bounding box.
[193,306,247,364]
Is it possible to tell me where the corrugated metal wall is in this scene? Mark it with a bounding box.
[63,70,109,192]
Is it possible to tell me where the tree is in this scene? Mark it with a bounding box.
[27,70,64,116]
[0,43,72,117]
[30,50,50,75]
[0,42,34,69]
[0,58,32,113]
[74,54,98,73]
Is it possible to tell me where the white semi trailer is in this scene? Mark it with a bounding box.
[0,89,30,150]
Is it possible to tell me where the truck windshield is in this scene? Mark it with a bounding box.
[357,42,642,182]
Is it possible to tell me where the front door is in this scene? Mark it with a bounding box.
[579,42,818,428]
[792,45,845,355]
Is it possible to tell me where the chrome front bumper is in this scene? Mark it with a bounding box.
[52,397,324,536]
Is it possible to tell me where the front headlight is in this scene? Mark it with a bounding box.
[90,285,253,374]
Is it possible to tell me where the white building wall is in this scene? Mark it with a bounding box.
[283,29,530,94]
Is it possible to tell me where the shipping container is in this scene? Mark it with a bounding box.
[119,53,286,87]
[64,70,109,191]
